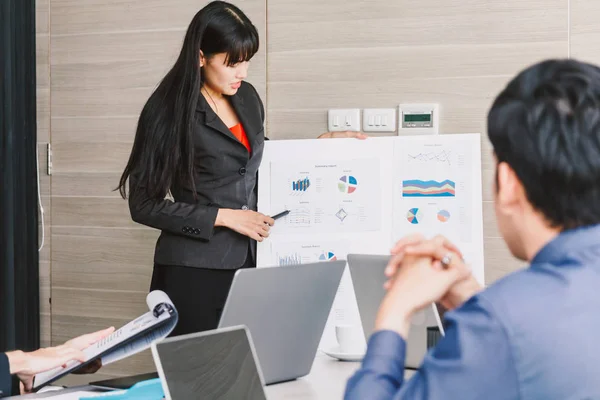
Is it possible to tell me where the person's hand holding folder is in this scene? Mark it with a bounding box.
[66,327,116,376]
[32,291,178,392]
[8,327,114,393]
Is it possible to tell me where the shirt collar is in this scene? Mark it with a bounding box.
[531,223,600,265]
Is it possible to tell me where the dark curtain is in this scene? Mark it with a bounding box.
[0,0,41,363]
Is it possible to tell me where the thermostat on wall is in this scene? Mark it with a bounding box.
[398,103,439,135]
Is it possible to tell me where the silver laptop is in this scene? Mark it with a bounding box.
[151,326,267,400]
[347,254,444,369]
[218,261,346,384]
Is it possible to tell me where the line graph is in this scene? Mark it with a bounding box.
[286,208,311,225]
[407,150,452,165]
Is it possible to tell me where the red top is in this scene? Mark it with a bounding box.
[229,123,251,153]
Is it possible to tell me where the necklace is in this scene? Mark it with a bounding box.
[201,86,219,115]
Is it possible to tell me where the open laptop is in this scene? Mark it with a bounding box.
[347,254,445,369]
[151,326,267,400]
[218,261,346,384]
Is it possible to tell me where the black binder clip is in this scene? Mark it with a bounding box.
[153,302,175,318]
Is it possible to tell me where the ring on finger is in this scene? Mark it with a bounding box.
[440,253,453,269]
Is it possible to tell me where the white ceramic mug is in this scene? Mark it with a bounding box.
[335,324,366,353]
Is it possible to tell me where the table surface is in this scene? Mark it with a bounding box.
[7,354,415,399]
[265,354,361,399]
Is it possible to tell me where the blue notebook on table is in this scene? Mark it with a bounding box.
[80,378,163,400]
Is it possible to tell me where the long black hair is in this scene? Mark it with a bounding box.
[118,1,259,199]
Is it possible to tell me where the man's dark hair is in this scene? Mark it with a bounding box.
[488,59,600,230]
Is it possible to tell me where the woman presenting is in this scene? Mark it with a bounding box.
[118,1,365,336]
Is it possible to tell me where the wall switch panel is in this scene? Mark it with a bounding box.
[328,108,361,132]
[362,108,396,132]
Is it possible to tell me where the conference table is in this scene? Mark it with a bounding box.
[6,355,415,399]
[269,356,413,399]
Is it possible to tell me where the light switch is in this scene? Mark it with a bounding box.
[362,109,396,132]
[328,109,361,132]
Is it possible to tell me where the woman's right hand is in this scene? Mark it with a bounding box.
[216,209,275,242]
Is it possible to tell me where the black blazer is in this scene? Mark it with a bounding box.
[128,81,266,269]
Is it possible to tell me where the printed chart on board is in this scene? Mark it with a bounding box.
[392,137,485,285]
[269,158,382,234]
[257,135,484,351]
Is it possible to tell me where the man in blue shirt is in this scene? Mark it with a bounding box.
[345,59,600,400]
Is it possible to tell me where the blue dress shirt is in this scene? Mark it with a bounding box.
[345,224,600,400]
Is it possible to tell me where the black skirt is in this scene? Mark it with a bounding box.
[150,248,254,337]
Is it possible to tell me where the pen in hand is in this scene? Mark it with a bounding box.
[270,210,290,220]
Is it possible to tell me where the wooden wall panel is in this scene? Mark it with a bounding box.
[52,142,133,174]
[36,35,50,89]
[52,117,139,144]
[50,0,265,35]
[40,261,51,348]
[52,197,135,228]
[36,89,50,143]
[52,227,157,292]
[571,0,600,64]
[36,0,49,35]
[52,173,123,197]
[52,289,148,320]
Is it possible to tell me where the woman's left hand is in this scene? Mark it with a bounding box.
[317,131,368,140]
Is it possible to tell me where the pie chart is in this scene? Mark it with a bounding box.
[437,210,451,222]
[406,208,423,224]
[338,175,358,194]
[319,251,337,261]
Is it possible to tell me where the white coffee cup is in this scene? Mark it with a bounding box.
[335,324,366,353]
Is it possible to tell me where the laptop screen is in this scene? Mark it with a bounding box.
[153,327,267,400]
